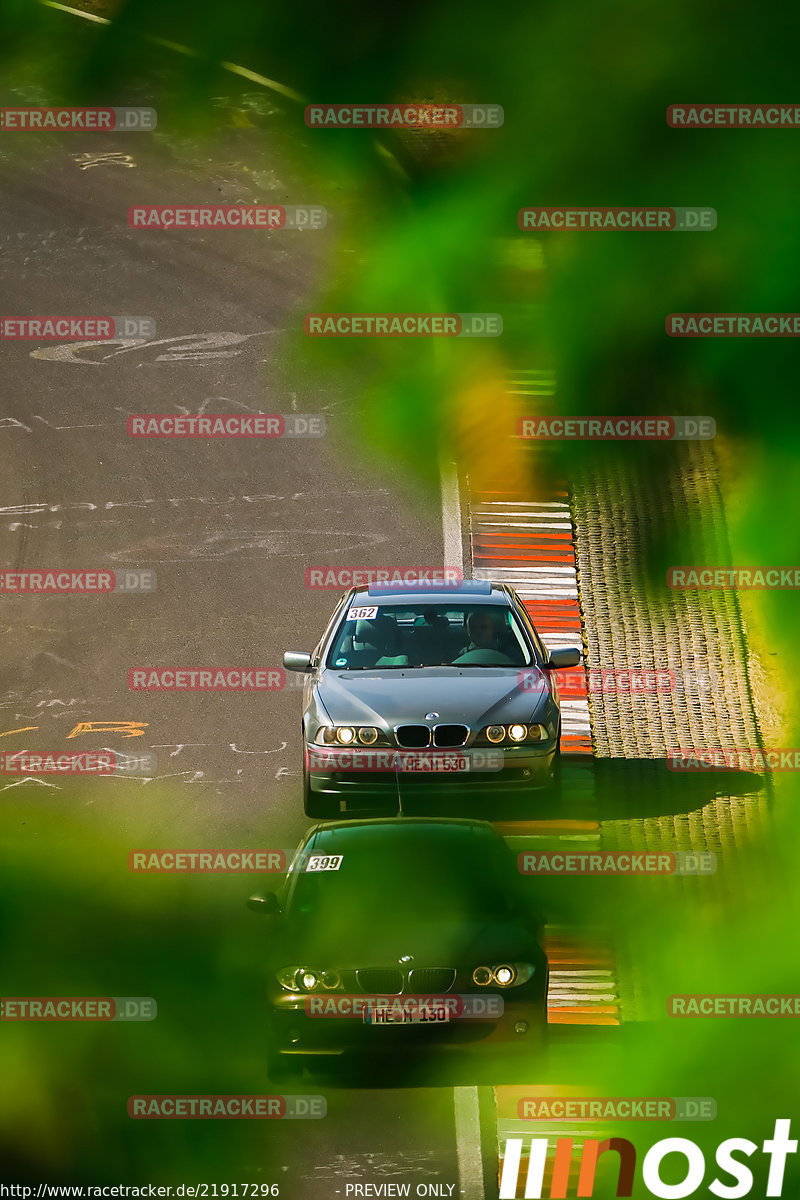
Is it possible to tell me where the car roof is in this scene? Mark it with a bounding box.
[354,581,511,605]
[302,816,503,851]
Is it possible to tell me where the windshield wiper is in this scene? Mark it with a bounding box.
[330,665,409,671]
[450,662,524,669]
[330,662,529,671]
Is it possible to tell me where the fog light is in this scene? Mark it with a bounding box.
[289,1029,302,1045]
[514,1021,529,1035]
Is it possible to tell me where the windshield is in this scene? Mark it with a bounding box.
[325,603,534,670]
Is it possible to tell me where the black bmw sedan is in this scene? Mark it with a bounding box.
[248,817,549,1078]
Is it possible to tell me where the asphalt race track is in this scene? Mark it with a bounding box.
[0,67,503,1195]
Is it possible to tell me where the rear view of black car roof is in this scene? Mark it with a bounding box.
[306,817,502,850]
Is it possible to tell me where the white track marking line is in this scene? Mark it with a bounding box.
[44,0,108,21]
[454,1086,486,1200]
[478,500,570,509]
[42,1,305,101]
[473,521,573,531]
[473,511,572,520]
[475,568,578,576]
[442,463,484,1199]
[440,459,465,581]
[220,60,305,102]
[548,996,618,1004]
[554,964,618,974]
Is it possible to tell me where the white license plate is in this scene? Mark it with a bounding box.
[364,1005,451,1025]
[401,755,468,773]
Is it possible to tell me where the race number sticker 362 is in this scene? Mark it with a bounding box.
[347,606,378,620]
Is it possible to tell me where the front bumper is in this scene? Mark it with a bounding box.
[267,987,547,1058]
[306,742,557,801]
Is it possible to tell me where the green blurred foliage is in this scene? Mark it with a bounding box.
[1,792,279,1181]
[2,1,800,1191]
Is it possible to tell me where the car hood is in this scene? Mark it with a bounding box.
[273,916,539,970]
[316,667,549,728]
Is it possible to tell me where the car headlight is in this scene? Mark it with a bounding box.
[320,726,388,746]
[494,964,516,985]
[478,724,549,745]
[472,963,536,988]
[277,966,337,993]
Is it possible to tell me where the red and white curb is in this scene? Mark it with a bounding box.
[450,456,622,1199]
[468,493,591,756]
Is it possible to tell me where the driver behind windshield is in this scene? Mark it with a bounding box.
[464,610,501,652]
[456,608,525,664]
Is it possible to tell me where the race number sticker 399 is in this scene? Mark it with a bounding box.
[305,855,343,872]
[347,606,378,620]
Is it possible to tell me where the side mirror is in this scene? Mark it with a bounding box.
[546,647,581,669]
[283,651,313,673]
[247,892,280,915]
